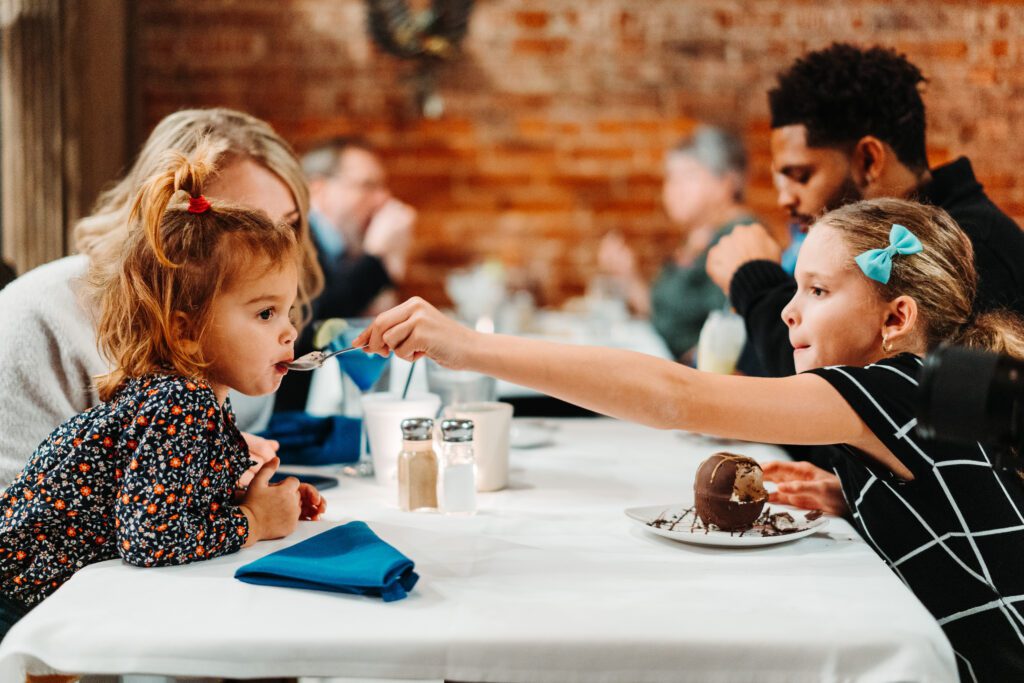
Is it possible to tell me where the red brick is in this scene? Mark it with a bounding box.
[513,38,570,56]
[514,11,549,29]
[897,40,969,60]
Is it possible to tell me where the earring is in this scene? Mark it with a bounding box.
[882,335,893,353]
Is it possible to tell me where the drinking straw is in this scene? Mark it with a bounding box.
[401,359,417,399]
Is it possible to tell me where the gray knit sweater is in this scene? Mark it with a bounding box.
[0,256,273,488]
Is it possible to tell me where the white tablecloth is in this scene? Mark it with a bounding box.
[0,420,956,682]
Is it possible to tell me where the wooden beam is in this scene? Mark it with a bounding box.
[0,0,127,275]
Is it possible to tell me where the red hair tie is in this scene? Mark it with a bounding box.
[187,195,211,214]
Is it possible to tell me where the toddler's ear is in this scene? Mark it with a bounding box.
[171,311,202,356]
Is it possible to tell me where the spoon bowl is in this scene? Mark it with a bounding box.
[287,345,368,372]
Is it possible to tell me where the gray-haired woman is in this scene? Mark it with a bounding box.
[598,125,758,360]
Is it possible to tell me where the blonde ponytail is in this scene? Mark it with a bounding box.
[954,310,1024,360]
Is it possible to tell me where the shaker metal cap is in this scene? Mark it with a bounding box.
[440,418,474,442]
[401,417,434,441]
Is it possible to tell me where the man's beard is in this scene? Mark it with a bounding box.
[793,174,863,231]
[823,174,864,212]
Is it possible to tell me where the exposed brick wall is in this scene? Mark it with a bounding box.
[134,0,1024,306]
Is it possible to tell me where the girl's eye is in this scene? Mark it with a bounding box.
[258,308,275,321]
[810,287,826,297]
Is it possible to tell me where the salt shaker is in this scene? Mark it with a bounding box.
[397,418,438,512]
[439,419,477,515]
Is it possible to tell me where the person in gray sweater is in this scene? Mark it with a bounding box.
[0,108,325,488]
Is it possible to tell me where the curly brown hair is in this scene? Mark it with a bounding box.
[94,141,300,401]
[769,44,929,173]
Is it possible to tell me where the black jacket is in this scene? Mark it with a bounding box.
[730,156,1024,378]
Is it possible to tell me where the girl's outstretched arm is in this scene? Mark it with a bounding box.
[355,298,910,478]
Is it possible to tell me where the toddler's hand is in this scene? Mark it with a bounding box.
[761,460,849,517]
[238,432,279,488]
[298,483,327,521]
[239,457,300,545]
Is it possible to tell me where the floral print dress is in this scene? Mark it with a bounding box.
[0,374,252,610]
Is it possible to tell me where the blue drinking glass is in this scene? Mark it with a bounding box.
[329,327,390,391]
[324,320,391,477]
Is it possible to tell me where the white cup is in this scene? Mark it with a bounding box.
[425,358,497,408]
[362,392,441,486]
[444,401,513,492]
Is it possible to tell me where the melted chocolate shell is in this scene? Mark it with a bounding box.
[694,452,768,531]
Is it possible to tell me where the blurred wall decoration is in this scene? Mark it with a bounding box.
[366,0,474,117]
[78,1,1024,305]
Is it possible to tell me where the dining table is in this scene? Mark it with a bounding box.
[0,418,957,682]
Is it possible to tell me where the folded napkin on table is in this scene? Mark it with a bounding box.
[258,411,361,465]
[234,521,419,602]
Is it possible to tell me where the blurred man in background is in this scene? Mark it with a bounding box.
[274,136,416,412]
[303,136,415,317]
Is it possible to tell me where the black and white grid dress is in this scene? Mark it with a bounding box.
[809,353,1024,682]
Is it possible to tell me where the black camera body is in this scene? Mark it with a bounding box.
[917,346,1023,468]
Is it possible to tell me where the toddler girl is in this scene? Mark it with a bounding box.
[357,197,1024,681]
[0,143,326,637]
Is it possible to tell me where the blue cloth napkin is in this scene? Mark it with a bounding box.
[258,412,361,466]
[234,522,419,602]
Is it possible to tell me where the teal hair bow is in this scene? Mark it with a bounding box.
[854,223,923,285]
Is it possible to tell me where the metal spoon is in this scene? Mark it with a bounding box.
[286,345,369,372]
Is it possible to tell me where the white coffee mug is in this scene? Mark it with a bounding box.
[362,392,441,486]
[445,401,513,492]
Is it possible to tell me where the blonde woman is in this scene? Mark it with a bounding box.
[0,108,323,487]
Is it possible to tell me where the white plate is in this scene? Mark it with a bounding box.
[625,503,828,547]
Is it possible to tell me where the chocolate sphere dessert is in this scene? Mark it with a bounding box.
[694,453,768,531]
